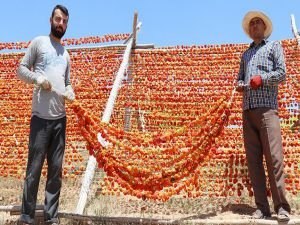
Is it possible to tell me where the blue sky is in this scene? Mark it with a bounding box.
[1,0,300,46]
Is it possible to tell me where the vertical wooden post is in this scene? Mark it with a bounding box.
[132,11,138,48]
[291,14,300,46]
[124,12,141,132]
[75,12,140,215]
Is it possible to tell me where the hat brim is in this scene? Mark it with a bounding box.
[242,11,273,39]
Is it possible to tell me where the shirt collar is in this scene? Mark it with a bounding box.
[249,39,268,48]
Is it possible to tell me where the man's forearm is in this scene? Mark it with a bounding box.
[17,64,39,84]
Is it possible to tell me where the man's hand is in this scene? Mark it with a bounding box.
[36,75,51,90]
[236,80,245,92]
[250,75,262,90]
[64,85,75,102]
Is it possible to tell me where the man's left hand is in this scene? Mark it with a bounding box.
[64,85,75,102]
[250,75,262,90]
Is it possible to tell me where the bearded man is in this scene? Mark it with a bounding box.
[17,4,75,225]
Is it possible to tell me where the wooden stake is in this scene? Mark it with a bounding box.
[291,14,300,46]
[75,11,142,215]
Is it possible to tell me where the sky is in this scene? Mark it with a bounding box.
[1,0,300,47]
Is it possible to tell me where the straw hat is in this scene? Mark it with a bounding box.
[242,11,273,39]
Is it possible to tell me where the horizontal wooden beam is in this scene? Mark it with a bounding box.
[2,205,300,225]
[58,212,179,224]
[0,204,44,212]
[0,42,154,55]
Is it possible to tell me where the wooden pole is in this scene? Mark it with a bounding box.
[291,14,300,46]
[132,11,138,48]
[123,12,139,132]
[75,12,140,215]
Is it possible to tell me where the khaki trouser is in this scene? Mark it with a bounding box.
[243,108,290,214]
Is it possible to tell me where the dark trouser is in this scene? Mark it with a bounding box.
[243,108,290,214]
[20,116,66,224]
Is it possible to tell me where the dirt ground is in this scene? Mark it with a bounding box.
[1,177,300,224]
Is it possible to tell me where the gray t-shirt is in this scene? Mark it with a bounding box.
[17,36,71,120]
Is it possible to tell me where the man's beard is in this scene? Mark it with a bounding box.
[51,24,66,39]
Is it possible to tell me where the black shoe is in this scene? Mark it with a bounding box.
[252,209,271,219]
[277,207,290,222]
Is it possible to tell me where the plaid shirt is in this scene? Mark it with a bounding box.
[237,39,286,110]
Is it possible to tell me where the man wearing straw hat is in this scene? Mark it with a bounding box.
[236,11,290,221]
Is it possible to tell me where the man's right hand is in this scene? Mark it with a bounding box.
[236,80,245,92]
[36,75,51,90]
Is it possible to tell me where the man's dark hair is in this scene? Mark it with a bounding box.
[51,5,69,18]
